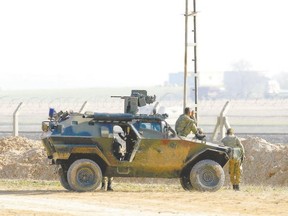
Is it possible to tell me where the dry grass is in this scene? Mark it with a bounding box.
[0,179,287,194]
[0,179,60,190]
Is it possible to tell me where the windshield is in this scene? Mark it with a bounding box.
[133,121,162,133]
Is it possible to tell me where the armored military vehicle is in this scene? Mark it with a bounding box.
[41,90,230,192]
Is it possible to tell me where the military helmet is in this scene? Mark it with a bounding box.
[226,128,234,135]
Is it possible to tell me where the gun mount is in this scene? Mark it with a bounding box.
[111,90,156,114]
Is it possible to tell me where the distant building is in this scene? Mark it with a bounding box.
[167,72,224,99]
[167,70,285,99]
[223,70,268,98]
[266,80,280,95]
[168,71,223,87]
[168,72,194,86]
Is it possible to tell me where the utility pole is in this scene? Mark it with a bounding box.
[184,0,198,121]
[184,0,189,111]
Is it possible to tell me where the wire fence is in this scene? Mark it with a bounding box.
[1,95,288,142]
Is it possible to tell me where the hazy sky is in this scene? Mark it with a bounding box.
[1,0,288,90]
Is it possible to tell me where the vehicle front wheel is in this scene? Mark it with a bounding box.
[190,159,224,192]
[67,159,102,192]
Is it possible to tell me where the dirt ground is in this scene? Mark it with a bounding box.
[0,136,288,215]
[0,182,287,216]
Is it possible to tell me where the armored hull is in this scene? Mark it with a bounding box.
[41,110,230,192]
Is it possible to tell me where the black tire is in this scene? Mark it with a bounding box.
[190,159,224,192]
[58,167,72,191]
[67,159,102,192]
[180,175,193,191]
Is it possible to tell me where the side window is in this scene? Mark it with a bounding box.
[151,122,161,132]
[132,122,140,130]
[140,123,148,129]
[100,126,110,137]
[139,122,161,132]
[72,121,78,125]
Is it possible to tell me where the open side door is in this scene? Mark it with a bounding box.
[127,123,142,162]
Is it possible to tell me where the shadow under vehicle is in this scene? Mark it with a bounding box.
[41,91,230,192]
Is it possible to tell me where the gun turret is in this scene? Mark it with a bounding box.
[111,90,156,114]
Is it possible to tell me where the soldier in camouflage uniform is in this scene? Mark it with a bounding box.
[175,107,198,137]
[221,128,245,191]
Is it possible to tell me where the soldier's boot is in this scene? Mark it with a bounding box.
[107,178,113,191]
[232,185,236,190]
[235,185,240,191]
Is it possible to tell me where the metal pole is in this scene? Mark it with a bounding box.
[13,102,24,136]
[193,0,198,121]
[183,0,189,111]
[79,101,88,114]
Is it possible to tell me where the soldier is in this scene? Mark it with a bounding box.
[175,107,198,137]
[221,128,245,191]
[101,177,113,191]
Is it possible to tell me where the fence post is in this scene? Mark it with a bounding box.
[212,101,230,141]
[79,101,88,114]
[13,102,24,136]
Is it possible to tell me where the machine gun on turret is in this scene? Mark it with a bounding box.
[111,90,156,114]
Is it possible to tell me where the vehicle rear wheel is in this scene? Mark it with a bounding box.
[190,159,224,192]
[67,159,102,192]
[180,175,193,191]
[58,167,72,191]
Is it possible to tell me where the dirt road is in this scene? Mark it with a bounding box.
[0,185,287,216]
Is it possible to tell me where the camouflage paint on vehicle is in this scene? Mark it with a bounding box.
[42,111,229,190]
[41,90,230,192]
